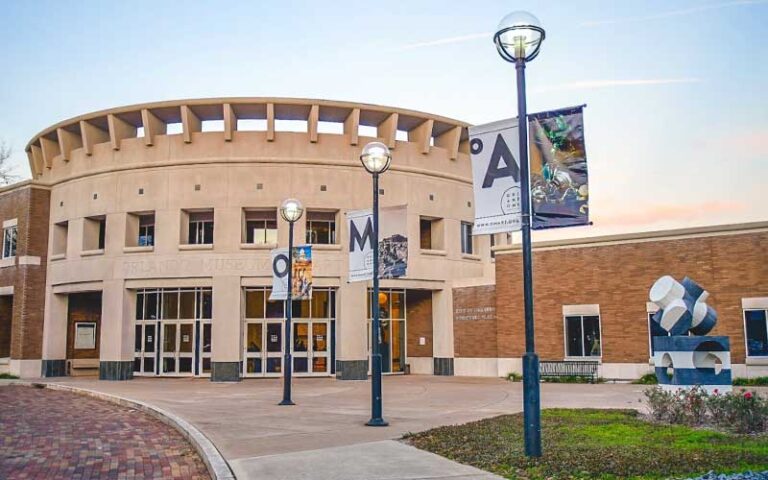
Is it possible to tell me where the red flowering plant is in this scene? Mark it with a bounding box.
[643,386,768,434]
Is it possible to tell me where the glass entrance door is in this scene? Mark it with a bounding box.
[291,320,329,375]
[161,321,195,376]
[368,289,407,374]
[134,288,212,377]
[243,287,335,378]
[265,322,283,376]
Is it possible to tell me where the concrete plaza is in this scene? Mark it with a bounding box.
[37,375,647,479]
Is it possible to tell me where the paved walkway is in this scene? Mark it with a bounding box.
[40,375,646,479]
[0,384,210,480]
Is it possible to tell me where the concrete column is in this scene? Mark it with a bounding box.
[432,288,455,376]
[41,287,67,377]
[210,275,241,382]
[154,208,180,255]
[336,280,368,379]
[99,279,134,380]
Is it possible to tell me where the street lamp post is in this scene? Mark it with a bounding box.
[493,11,546,457]
[360,141,392,427]
[279,198,304,406]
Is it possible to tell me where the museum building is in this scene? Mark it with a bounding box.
[0,97,766,381]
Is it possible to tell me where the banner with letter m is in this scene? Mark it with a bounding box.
[347,206,408,282]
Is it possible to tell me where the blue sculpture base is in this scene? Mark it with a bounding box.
[652,335,732,394]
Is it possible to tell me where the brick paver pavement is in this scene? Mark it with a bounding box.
[0,385,210,480]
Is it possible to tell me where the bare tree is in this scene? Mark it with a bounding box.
[0,142,18,186]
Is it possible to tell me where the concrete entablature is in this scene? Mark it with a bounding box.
[25,98,471,181]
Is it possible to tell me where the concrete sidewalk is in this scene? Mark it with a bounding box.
[42,375,646,479]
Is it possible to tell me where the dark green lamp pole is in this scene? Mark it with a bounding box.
[493,10,546,457]
[360,141,392,427]
[279,198,303,406]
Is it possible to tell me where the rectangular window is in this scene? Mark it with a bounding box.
[138,214,155,247]
[98,219,106,249]
[244,209,277,244]
[420,219,432,249]
[564,315,602,357]
[2,225,17,258]
[135,287,212,321]
[306,211,337,245]
[83,216,106,251]
[745,309,768,357]
[460,222,473,254]
[419,217,443,250]
[53,221,68,256]
[187,210,214,245]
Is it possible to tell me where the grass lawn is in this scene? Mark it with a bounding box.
[404,409,768,480]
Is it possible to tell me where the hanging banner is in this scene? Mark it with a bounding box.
[270,248,289,301]
[269,245,313,301]
[529,105,589,229]
[468,118,522,235]
[347,206,408,282]
[292,245,312,300]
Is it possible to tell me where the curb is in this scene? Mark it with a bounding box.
[3,380,235,480]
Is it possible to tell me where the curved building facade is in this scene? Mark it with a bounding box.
[4,96,764,382]
[24,98,492,381]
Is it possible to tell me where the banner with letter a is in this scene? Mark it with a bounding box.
[529,105,589,229]
[468,118,522,235]
[269,245,313,301]
[347,206,408,282]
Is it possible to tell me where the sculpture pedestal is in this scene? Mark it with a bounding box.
[652,335,732,394]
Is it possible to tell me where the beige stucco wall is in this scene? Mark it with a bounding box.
[31,98,493,374]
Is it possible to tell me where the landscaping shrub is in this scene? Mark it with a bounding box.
[734,376,768,387]
[633,373,658,385]
[505,372,605,383]
[0,373,19,379]
[643,386,768,434]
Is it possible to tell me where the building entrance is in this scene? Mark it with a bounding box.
[368,289,406,374]
[67,291,101,363]
[134,287,212,377]
[243,287,335,377]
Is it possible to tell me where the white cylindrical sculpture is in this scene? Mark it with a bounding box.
[649,275,685,309]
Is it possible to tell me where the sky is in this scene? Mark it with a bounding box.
[0,0,766,240]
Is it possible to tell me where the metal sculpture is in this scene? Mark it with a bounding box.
[649,275,732,393]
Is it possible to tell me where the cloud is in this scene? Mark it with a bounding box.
[579,0,767,27]
[530,78,702,93]
[395,32,492,52]
[596,201,747,227]
[395,0,766,52]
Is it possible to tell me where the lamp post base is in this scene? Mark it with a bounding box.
[365,418,389,427]
[522,352,542,457]
[278,399,296,406]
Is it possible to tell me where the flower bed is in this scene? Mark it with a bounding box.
[404,409,768,479]
[644,387,768,434]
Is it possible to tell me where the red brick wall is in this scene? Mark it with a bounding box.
[453,285,497,358]
[0,185,50,360]
[495,231,768,364]
[406,290,433,357]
